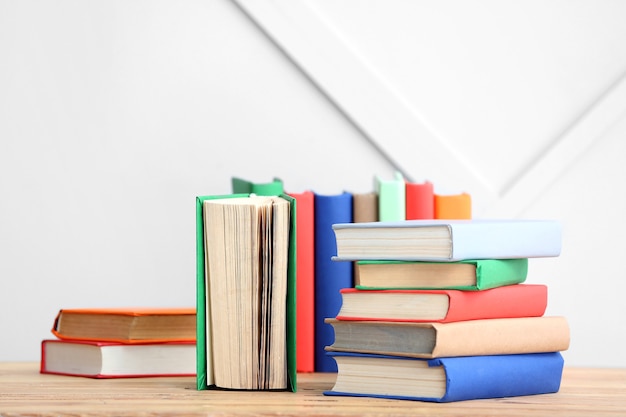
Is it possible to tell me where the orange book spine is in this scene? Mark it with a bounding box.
[434,193,472,219]
[287,190,315,372]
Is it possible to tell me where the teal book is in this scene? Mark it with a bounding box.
[195,193,296,392]
[355,258,528,290]
[325,352,564,402]
[231,177,284,196]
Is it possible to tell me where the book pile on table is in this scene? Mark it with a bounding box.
[323,218,570,402]
[40,307,196,379]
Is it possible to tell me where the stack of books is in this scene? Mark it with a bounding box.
[40,307,196,379]
[323,218,570,402]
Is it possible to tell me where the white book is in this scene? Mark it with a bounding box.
[332,219,561,261]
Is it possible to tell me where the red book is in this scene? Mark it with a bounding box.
[405,180,434,220]
[40,339,196,378]
[287,190,315,372]
[335,284,547,322]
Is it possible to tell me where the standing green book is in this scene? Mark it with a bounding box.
[196,193,297,391]
[231,177,284,196]
[354,258,528,290]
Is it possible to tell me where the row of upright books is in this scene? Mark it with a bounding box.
[322,219,570,402]
[40,308,196,378]
[228,175,472,373]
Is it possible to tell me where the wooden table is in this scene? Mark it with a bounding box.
[1,362,625,416]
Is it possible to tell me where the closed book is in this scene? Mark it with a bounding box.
[355,258,528,290]
[352,191,378,223]
[434,192,472,219]
[405,180,434,220]
[286,190,315,373]
[314,192,353,372]
[40,340,196,379]
[332,219,562,261]
[231,176,284,196]
[51,308,196,344]
[325,352,564,402]
[336,284,547,322]
[325,316,570,358]
[375,172,405,221]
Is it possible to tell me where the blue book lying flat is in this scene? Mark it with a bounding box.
[325,352,564,402]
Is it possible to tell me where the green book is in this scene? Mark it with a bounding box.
[196,193,297,391]
[375,171,405,221]
[354,258,528,291]
[231,177,284,196]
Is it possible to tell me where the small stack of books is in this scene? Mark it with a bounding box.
[323,218,570,402]
[40,307,196,378]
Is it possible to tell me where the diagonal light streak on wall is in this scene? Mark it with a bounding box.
[232,0,626,217]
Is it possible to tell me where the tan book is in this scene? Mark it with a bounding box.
[352,191,378,223]
[325,316,570,358]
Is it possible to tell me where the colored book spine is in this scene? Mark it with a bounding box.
[376,172,405,221]
[405,180,434,220]
[434,192,472,219]
[314,192,353,372]
[287,190,315,373]
[231,177,284,196]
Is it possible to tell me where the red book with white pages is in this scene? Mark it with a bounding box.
[335,284,547,323]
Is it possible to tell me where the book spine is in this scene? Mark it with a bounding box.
[405,181,434,220]
[434,193,471,219]
[287,191,315,373]
[314,192,353,372]
[376,172,405,221]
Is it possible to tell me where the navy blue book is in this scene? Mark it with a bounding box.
[325,352,564,402]
[314,192,353,372]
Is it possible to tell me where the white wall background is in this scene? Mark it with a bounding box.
[1,0,625,367]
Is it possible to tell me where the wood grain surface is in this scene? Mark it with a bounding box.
[1,362,625,416]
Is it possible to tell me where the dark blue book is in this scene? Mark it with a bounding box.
[314,192,353,372]
[325,352,564,402]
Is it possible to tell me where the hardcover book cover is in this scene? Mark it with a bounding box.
[325,352,564,402]
[51,307,196,344]
[405,180,434,220]
[375,172,406,221]
[41,339,196,379]
[195,193,297,391]
[354,258,528,290]
[332,219,562,261]
[286,190,315,373]
[314,191,353,372]
[434,192,472,219]
[336,284,548,322]
[325,316,570,358]
[231,177,284,196]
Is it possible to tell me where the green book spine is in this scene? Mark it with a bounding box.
[355,258,528,291]
[376,172,405,221]
[231,177,284,196]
